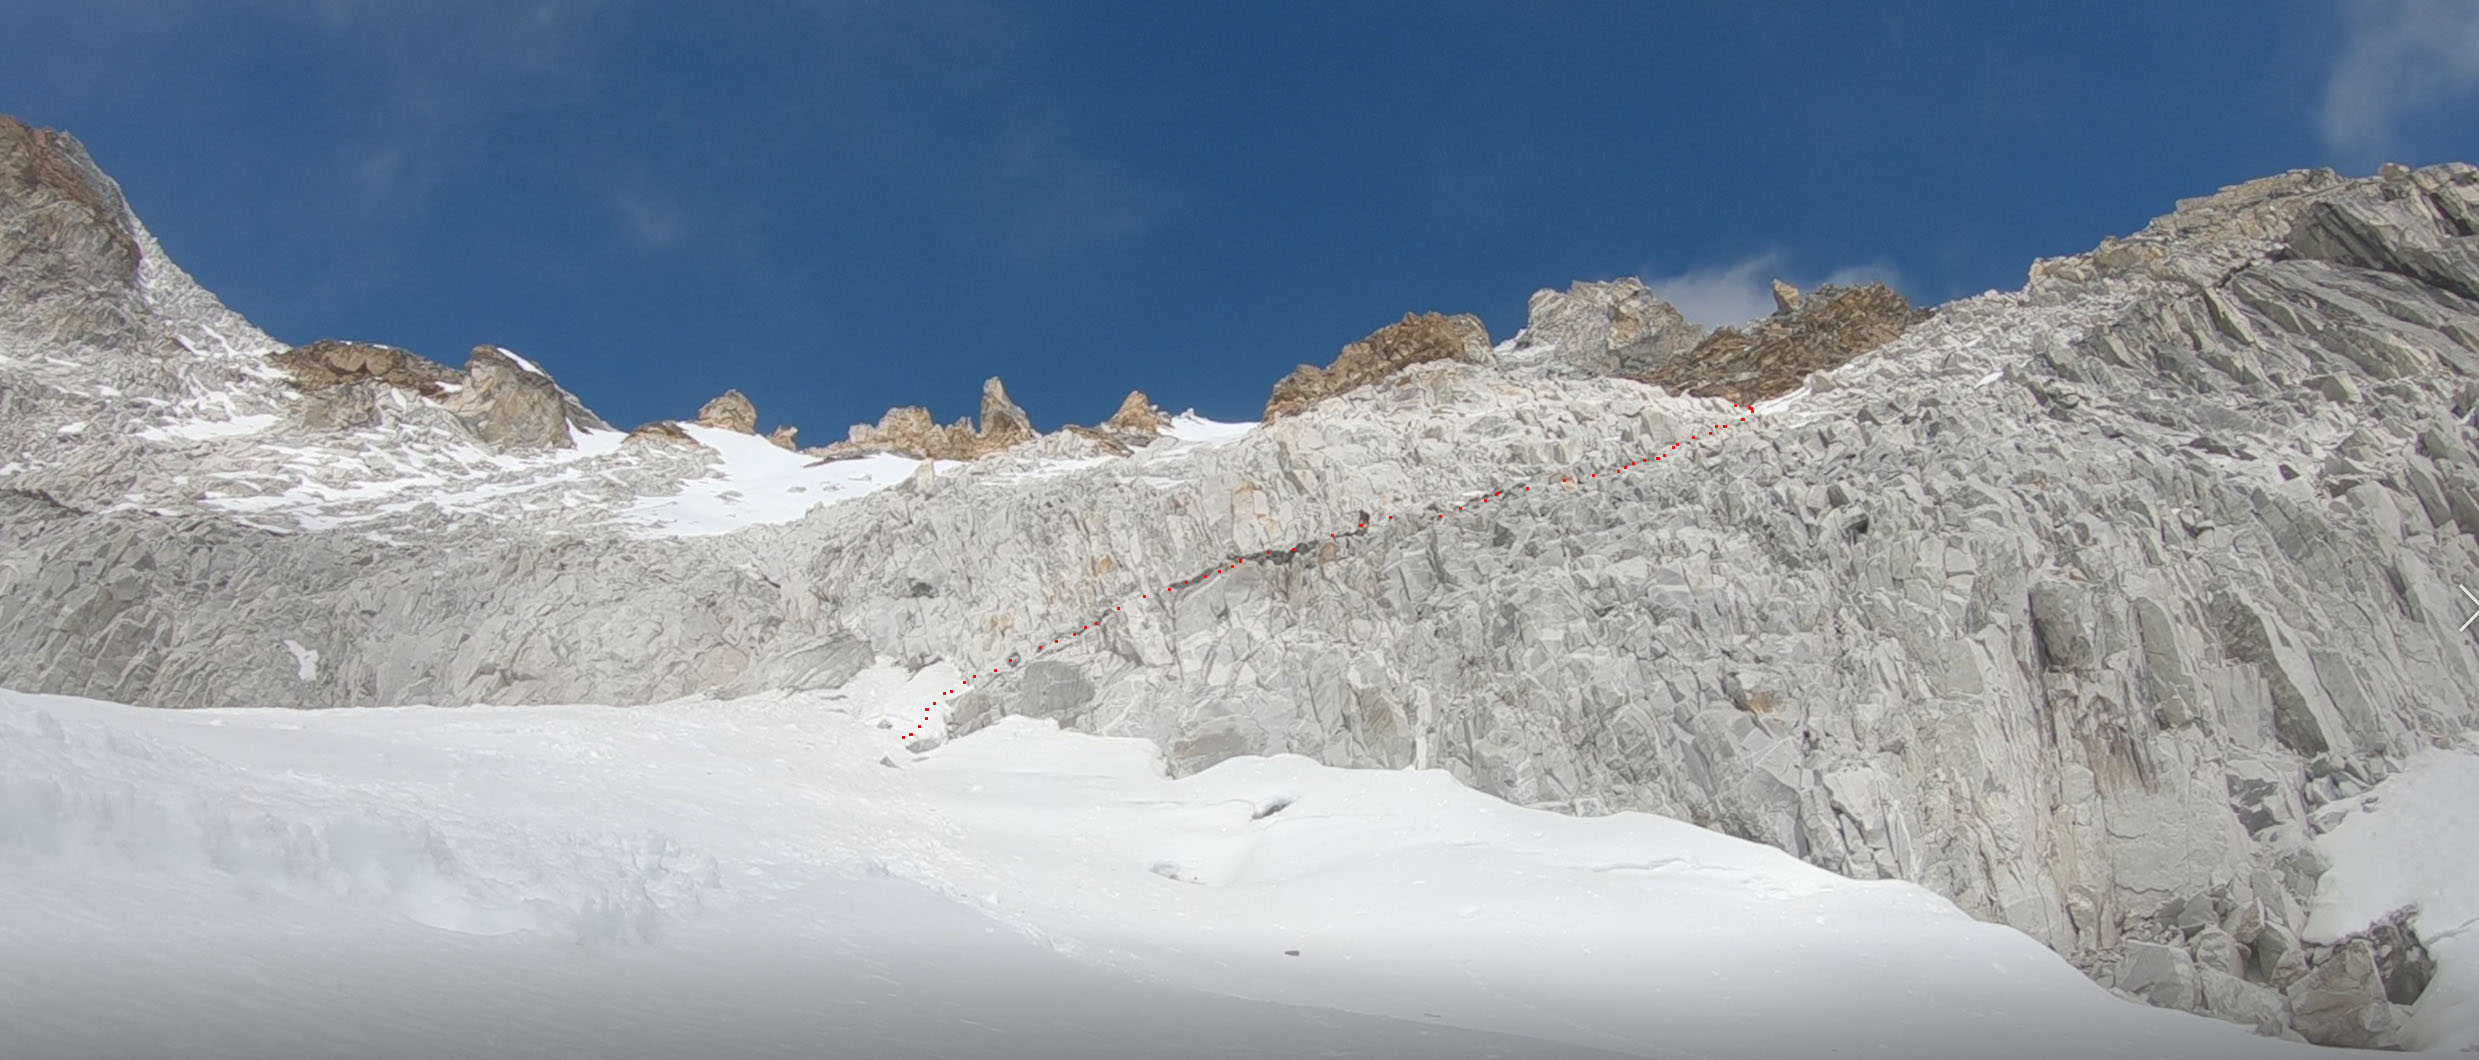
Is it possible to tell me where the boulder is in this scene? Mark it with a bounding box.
[2188,925,2244,977]
[697,389,758,434]
[1264,311,1490,419]
[2283,937,2404,1049]
[2112,940,2201,1011]
[2339,906,2434,1005]
[2254,922,2310,989]
[2197,967,2287,1036]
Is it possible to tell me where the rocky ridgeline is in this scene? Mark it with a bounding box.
[3,110,2477,1046]
[1504,276,1705,379]
[1642,282,1926,405]
[1063,390,1174,455]
[809,377,1041,461]
[273,339,607,448]
[1264,311,1493,419]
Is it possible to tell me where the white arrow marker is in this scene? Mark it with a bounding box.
[2459,584,2479,633]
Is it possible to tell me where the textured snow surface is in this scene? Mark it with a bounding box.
[621,424,946,538]
[0,676,2319,1060]
[1162,410,1256,445]
[2305,742,2479,1052]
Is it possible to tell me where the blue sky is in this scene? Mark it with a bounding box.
[7,1,2479,435]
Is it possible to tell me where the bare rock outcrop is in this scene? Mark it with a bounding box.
[812,376,1039,461]
[271,340,602,449]
[443,346,585,450]
[1506,278,1704,378]
[767,425,799,450]
[1064,389,1172,455]
[1637,281,1924,404]
[1264,311,1490,419]
[623,420,697,447]
[273,339,460,398]
[0,114,140,299]
[977,377,1035,448]
[697,389,758,434]
[272,339,463,431]
[1769,278,1802,316]
[1103,389,1168,436]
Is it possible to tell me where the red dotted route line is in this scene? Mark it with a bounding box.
[904,403,1761,740]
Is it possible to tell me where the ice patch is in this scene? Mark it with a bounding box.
[1754,388,1809,416]
[1162,411,1256,446]
[282,640,319,682]
[55,421,87,435]
[568,427,628,460]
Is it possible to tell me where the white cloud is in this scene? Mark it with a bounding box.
[1821,261,1908,291]
[2320,0,2479,161]
[1642,252,1786,329]
[1640,253,1910,329]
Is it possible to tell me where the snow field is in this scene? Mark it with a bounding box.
[0,665,2363,1059]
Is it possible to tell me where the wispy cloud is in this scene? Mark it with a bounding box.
[2319,0,2479,161]
[609,189,688,251]
[976,120,1179,258]
[1640,253,1910,328]
[1642,253,1786,329]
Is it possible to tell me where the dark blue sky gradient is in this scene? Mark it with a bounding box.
[5,1,2476,434]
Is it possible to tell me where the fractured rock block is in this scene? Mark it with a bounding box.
[2198,967,2287,1036]
[2284,937,2404,1049]
[2113,939,2202,1011]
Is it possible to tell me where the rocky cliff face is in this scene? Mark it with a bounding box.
[3,113,2477,1046]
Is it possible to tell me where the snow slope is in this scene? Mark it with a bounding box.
[2304,741,2479,1052]
[622,424,942,538]
[0,673,2334,1060]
